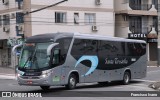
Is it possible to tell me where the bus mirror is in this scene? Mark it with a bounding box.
[12,44,23,56]
[53,49,60,64]
[47,43,59,56]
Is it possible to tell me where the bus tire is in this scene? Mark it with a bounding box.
[40,86,50,90]
[65,74,77,90]
[122,71,131,85]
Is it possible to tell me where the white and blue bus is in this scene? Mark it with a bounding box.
[13,33,147,90]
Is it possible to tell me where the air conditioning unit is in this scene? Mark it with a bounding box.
[3,26,10,32]
[95,0,101,5]
[17,25,23,31]
[92,25,98,31]
[10,13,16,19]
[2,0,9,5]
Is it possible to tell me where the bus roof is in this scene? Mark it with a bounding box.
[25,33,74,43]
[25,32,146,43]
[73,33,146,43]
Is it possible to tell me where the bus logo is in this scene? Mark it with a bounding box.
[75,56,99,77]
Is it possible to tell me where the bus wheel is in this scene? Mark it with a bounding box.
[40,86,50,90]
[65,74,77,90]
[122,71,131,85]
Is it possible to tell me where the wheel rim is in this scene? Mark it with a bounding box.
[70,77,75,87]
[124,74,129,83]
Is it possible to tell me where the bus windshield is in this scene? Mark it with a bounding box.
[19,43,52,70]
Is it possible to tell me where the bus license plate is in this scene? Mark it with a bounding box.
[27,81,33,84]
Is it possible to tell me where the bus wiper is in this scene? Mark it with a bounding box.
[32,48,39,69]
[23,55,32,68]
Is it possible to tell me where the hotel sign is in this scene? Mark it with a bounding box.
[128,34,147,39]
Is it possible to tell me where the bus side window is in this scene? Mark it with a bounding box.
[71,39,85,57]
[125,42,146,56]
[125,43,133,56]
[71,39,98,59]
[98,41,113,57]
[83,40,97,55]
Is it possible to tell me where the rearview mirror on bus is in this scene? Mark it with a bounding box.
[47,43,59,56]
[12,44,23,56]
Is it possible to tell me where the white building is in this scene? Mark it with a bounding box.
[0,0,115,68]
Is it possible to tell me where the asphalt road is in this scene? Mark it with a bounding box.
[0,67,160,100]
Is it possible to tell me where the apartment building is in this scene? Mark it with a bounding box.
[0,0,115,68]
[115,0,159,62]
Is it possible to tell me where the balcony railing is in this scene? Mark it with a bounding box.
[129,4,152,10]
[129,27,152,34]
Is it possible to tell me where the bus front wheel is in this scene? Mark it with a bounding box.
[40,86,50,90]
[122,71,131,85]
[65,74,77,90]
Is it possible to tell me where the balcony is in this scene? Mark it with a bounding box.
[129,27,151,34]
[115,0,157,16]
[129,4,152,10]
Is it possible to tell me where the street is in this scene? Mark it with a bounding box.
[0,67,160,100]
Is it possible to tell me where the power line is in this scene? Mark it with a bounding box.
[24,0,68,15]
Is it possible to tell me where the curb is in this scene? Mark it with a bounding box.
[147,66,159,67]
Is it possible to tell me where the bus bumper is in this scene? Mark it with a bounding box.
[17,76,52,86]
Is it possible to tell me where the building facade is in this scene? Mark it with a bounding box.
[114,0,159,63]
[0,0,115,68]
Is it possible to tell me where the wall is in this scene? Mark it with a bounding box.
[29,0,114,36]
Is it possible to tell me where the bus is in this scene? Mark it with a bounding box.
[12,32,147,90]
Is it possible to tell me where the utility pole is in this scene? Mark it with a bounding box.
[16,0,68,37]
[158,4,160,67]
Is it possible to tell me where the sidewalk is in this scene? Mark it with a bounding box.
[0,67,15,75]
[0,67,15,79]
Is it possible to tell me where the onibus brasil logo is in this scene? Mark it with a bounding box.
[75,56,99,77]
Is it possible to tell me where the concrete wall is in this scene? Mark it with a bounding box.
[26,0,115,36]
[30,9,115,36]
[31,0,114,9]
[115,15,129,38]
[0,0,18,10]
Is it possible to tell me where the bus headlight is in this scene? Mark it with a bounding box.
[17,73,21,77]
[17,69,25,77]
[42,74,47,78]
[41,70,51,78]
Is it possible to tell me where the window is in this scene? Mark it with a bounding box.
[152,0,158,4]
[3,14,10,25]
[126,43,146,56]
[71,39,97,57]
[98,41,124,57]
[0,15,2,27]
[153,16,158,32]
[0,41,3,49]
[85,13,96,25]
[55,12,66,23]
[74,13,79,24]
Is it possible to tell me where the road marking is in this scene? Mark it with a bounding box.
[147,70,160,74]
[0,75,15,80]
[134,79,156,83]
[0,73,15,76]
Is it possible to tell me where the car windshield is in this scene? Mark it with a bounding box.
[19,43,52,69]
